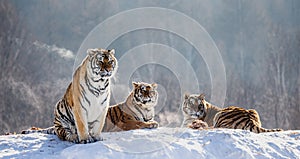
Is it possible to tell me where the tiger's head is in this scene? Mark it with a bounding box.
[87,48,118,81]
[182,93,207,120]
[132,82,158,109]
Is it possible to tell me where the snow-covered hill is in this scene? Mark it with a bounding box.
[1,128,299,159]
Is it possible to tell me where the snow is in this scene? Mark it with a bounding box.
[1,128,300,159]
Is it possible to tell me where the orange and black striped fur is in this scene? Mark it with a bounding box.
[213,106,283,133]
[102,82,159,132]
[22,48,118,143]
[182,93,283,133]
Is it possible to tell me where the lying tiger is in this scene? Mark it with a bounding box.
[182,93,283,133]
[102,82,159,132]
[22,82,159,136]
[22,48,118,143]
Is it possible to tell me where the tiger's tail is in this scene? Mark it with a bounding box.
[248,125,283,133]
[21,126,56,135]
[254,127,283,133]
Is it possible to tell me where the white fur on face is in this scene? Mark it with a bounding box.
[134,83,158,108]
[183,94,206,119]
[88,49,118,80]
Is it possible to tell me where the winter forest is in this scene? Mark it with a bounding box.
[0,0,299,135]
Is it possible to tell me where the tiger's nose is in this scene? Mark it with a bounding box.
[198,104,204,109]
[100,72,108,76]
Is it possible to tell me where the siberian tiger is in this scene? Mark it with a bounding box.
[102,82,159,132]
[182,93,283,133]
[22,48,118,143]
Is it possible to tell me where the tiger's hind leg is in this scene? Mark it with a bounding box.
[54,100,80,143]
[54,121,80,143]
[54,100,95,144]
[55,113,95,144]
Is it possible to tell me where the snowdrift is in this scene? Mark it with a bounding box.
[1,127,299,159]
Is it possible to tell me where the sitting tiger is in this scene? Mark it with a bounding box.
[22,82,158,135]
[22,48,118,143]
[102,82,159,132]
[182,93,283,133]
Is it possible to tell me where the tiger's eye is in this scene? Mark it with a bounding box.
[189,99,195,104]
[96,54,101,59]
[198,100,201,104]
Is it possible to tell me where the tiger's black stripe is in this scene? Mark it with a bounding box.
[64,103,75,125]
[78,97,88,117]
[106,106,128,126]
[234,117,249,129]
[249,124,255,132]
[217,109,243,121]
[93,78,104,82]
[56,101,72,124]
[128,105,141,121]
[230,114,248,123]
[255,126,260,132]
[113,107,121,122]
[134,89,140,101]
[244,120,252,129]
[108,107,117,125]
[101,93,109,105]
[85,73,100,97]
[213,106,283,133]
[90,56,99,73]
[119,108,126,123]
[80,84,91,106]
[88,120,99,130]
[104,79,109,86]
[215,110,248,127]
[100,80,109,91]
[134,104,147,121]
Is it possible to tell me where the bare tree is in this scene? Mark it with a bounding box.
[261,25,299,129]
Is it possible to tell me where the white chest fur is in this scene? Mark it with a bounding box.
[80,77,110,123]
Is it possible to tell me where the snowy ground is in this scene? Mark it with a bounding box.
[1,127,300,159]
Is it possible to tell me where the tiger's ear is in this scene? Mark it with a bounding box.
[87,48,97,57]
[132,82,139,88]
[184,93,190,100]
[109,49,115,55]
[151,83,157,89]
[199,93,205,100]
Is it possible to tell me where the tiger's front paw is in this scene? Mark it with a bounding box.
[92,135,103,142]
[79,135,95,144]
[188,119,208,130]
[145,121,159,129]
[68,134,80,143]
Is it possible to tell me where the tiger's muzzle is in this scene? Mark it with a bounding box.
[100,71,112,77]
